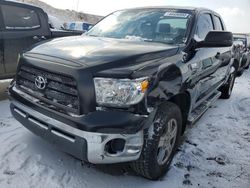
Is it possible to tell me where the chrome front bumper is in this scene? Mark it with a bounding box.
[10,100,144,164]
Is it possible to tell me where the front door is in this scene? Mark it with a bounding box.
[0,2,48,76]
[193,13,222,105]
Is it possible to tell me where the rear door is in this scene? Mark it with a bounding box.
[0,33,3,75]
[0,2,50,75]
[0,8,4,75]
[210,14,231,84]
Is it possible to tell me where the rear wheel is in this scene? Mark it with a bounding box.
[245,60,250,69]
[131,102,182,180]
[220,70,236,99]
[237,68,244,76]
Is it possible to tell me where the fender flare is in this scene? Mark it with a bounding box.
[148,63,183,103]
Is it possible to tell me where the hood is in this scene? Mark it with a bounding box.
[27,36,179,68]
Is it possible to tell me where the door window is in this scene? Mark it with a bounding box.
[214,16,224,31]
[196,13,214,40]
[1,5,40,30]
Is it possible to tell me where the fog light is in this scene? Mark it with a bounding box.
[105,139,126,155]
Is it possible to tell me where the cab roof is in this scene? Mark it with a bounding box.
[121,6,213,12]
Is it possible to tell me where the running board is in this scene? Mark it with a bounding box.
[188,91,221,125]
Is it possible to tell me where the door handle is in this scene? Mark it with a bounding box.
[189,63,199,75]
[215,52,220,59]
[33,36,39,40]
[33,36,46,40]
[190,63,198,69]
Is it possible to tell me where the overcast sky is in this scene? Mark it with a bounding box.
[40,0,250,33]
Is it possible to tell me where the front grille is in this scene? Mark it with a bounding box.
[16,65,80,115]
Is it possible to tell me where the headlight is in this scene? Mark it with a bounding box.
[94,77,149,107]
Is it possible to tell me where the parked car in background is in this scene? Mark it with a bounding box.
[9,7,236,180]
[0,0,83,80]
[65,21,93,32]
[233,34,250,74]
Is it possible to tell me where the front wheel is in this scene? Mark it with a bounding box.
[220,70,236,99]
[131,102,182,180]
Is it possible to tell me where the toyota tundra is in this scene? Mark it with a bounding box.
[9,7,236,180]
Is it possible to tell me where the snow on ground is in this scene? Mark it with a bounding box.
[0,79,11,101]
[0,71,250,188]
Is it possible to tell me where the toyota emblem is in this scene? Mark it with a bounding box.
[35,76,47,90]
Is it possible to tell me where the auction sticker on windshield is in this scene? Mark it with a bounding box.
[164,12,190,18]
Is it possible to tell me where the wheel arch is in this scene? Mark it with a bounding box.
[147,63,191,134]
[168,92,191,134]
[149,63,183,101]
[146,63,191,134]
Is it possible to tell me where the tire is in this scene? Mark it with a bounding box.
[245,61,250,69]
[220,71,236,99]
[237,68,244,76]
[131,102,182,180]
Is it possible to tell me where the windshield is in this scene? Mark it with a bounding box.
[87,9,193,45]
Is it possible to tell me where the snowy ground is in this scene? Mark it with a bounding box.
[0,79,11,101]
[0,71,249,188]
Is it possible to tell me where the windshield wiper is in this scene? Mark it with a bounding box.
[86,34,99,37]
[143,39,175,45]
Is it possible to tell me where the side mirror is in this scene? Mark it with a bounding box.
[196,31,233,48]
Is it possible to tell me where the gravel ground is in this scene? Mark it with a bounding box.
[0,71,249,188]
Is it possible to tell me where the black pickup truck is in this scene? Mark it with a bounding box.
[9,7,236,180]
[0,0,82,79]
